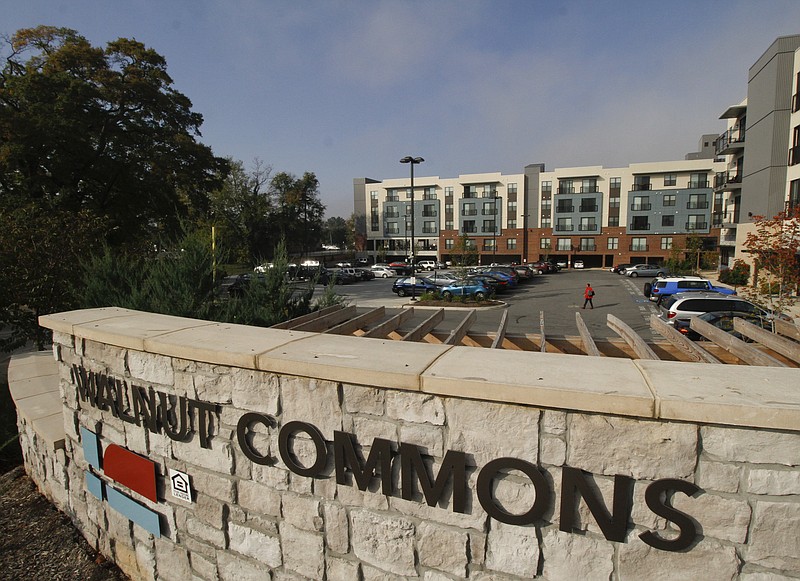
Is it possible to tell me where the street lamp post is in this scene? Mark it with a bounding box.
[400,156,424,301]
[493,193,499,264]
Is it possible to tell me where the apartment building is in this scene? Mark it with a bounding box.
[353,35,800,270]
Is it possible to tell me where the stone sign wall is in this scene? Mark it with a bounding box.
[20,308,800,580]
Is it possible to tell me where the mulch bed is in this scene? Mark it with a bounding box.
[0,465,128,580]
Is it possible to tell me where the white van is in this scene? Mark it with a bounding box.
[417,260,437,271]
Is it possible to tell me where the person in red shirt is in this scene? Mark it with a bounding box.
[583,283,595,309]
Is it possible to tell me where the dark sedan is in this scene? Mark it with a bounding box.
[391,276,437,297]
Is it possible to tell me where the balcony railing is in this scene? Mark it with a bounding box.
[688,181,710,189]
[686,201,709,209]
[462,226,477,233]
[579,205,598,212]
[716,126,745,154]
[385,212,400,218]
[555,224,574,232]
[629,222,650,231]
[422,227,437,234]
[423,194,437,200]
[579,224,598,231]
[481,227,497,233]
[422,211,437,217]
[580,186,599,193]
[714,172,742,188]
[558,187,575,195]
[556,205,574,213]
[630,204,651,211]
[463,209,478,216]
[580,244,597,252]
[629,244,649,252]
[482,209,498,215]
[385,196,399,202]
[632,183,652,191]
[685,222,708,230]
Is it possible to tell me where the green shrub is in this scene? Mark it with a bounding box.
[718,260,750,286]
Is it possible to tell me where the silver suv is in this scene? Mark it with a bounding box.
[658,292,764,326]
[625,264,667,278]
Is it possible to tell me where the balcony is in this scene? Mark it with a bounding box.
[719,233,737,247]
[462,226,477,233]
[630,204,651,211]
[422,227,437,234]
[688,181,710,189]
[686,201,709,209]
[555,224,574,232]
[685,222,708,231]
[482,226,497,233]
[632,183,652,191]
[384,211,400,218]
[579,205,598,212]
[629,222,650,231]
[558,187,575,195]
[629,244,649,252]
[579,186,599,193]
[482,209,498,215]
[555,205,574,213]
[422,211,437,217]
[714,171,742,189]
[716,127,745,155]
[578,224,598,232]
[385,196,399,202]
[463,209,478,216]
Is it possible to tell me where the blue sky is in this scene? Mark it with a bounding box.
[4,1,800,218]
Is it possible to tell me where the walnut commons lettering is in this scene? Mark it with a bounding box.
[237,414,701,552]
[71,367,700,552]
[71,366,219,449]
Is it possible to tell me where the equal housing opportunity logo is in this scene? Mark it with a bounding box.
[73,365,702,552]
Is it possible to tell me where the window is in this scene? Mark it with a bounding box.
[445,220,454,230]
[386,222,400,234]
[579,198,598,212]
[541,199,552,211]
[580,238,596,251]
[790,179,800,209]
[465,186,478,199]
[482,220,496,233]
[370,190,378,200]
[556,218,573,232]
[633,176,651,191]
[423,187,437,200]
[630,237,647,251]
[579,217,597,231]
[689,173,709,188]
[541,217,551,229]
[631,196,651,211]
[663,194,676,207]
[483,239,496,251]
[631,216,650,231]
[580,178,598,193]
[423,204,437,217]
[557,238,572,251]
[483,201,497,215]
[508,183,518,194]
[556,200,574,213]
[463,203,477,216]
[445,186,454,198]
[406,188,413,199]
[661,237,673,250]
[609,197,620,208]
[508,201,517,212]
[462,220,476,233]
[507,219,517,229]
[445,239,454,249]
[686,215,707,230]
[792,125,800,165]
[464,239,476,250]
[423,221,436,234]
[386,191,399,202]
[540,238,551,250]
[664,174,677,186]
[608,216,619,227]
[541,181,552,194]
[558,179,574,194]
[445,202,454,213]
[687,194,708,209]
[385,207,399,218]
[610,177,621,192]
[662,215,674,227]
[507,239,517,249]
[607,237,619,250]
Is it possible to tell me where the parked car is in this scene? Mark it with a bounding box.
[388,262,413,275]
[417,260,437,271]
[471,273,507,293]
[440,278,491,301]
[573,260,585,269]
[391,276,437,297]
[611,263,635,274]
[674,310,779,341]
[336,261,352,268]
[644,276,736,304]
[658,292,774,326]
[322,269,358,285]
[428,272,459,287]
[353,267,375,280]
[624,264,667,278]
[529,260,552,275]
[370,266,396,278]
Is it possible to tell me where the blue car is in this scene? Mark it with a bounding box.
[391,276,437,297]
[440,278,491,301]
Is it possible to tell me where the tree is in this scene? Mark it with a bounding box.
[0,26,229,247]
[322,216,348,249]
[741,208,800,314]
[269,171,325,258]
[206,159,273,264]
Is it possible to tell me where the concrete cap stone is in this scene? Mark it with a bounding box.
[422,347,655,418]
[256,334,452,391]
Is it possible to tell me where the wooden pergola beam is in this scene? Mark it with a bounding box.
[607,314,659,360]
[444,310,477,346]
[362,308,415,339]
[690,317,788,367]
[733,318,800,364]
[325,307,386,336]
[490,310,510,349]
[649,315,720,364]
[271,304,343,330]
[575,312,602,357]
[402,309,445,342]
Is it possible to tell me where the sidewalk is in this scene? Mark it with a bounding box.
[699,270,800,323]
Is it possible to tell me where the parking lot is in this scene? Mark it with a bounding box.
[316,268,659,341]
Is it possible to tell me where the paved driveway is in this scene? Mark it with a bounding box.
[318,269,659,340]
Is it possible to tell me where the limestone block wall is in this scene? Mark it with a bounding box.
[34,308,800,580]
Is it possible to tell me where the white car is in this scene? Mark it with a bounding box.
[370,267,395,278]
[573,260,584,269]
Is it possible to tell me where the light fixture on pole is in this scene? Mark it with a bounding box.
[400,156,424,301]
[493,192,500,264]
